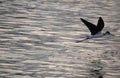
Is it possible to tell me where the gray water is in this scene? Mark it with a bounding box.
[0,0,120,78]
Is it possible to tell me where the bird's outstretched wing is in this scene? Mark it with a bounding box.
[96,17,104,33]
[80,18,97,35]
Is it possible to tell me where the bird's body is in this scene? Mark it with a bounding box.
[86,32,103,39]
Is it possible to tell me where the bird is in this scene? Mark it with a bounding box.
[80,17,112,39]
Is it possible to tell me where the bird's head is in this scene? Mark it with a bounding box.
[103,31,113,36]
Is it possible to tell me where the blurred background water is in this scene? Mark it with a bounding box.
[0,0,120,78]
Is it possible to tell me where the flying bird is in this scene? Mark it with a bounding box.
[80,17,112,38]
[76,17,113,42]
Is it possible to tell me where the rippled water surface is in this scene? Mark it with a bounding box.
[0,0,120,78]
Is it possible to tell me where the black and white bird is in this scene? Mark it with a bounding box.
[80,17,112,39]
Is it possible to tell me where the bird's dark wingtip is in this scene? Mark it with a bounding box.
[80,18,85,22]
[80,18,83,20]
[99,17,103,20]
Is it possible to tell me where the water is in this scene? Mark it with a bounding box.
[0,0,120,78]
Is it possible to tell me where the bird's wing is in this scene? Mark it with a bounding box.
[80,18,97,35]
[96,17,104,33]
